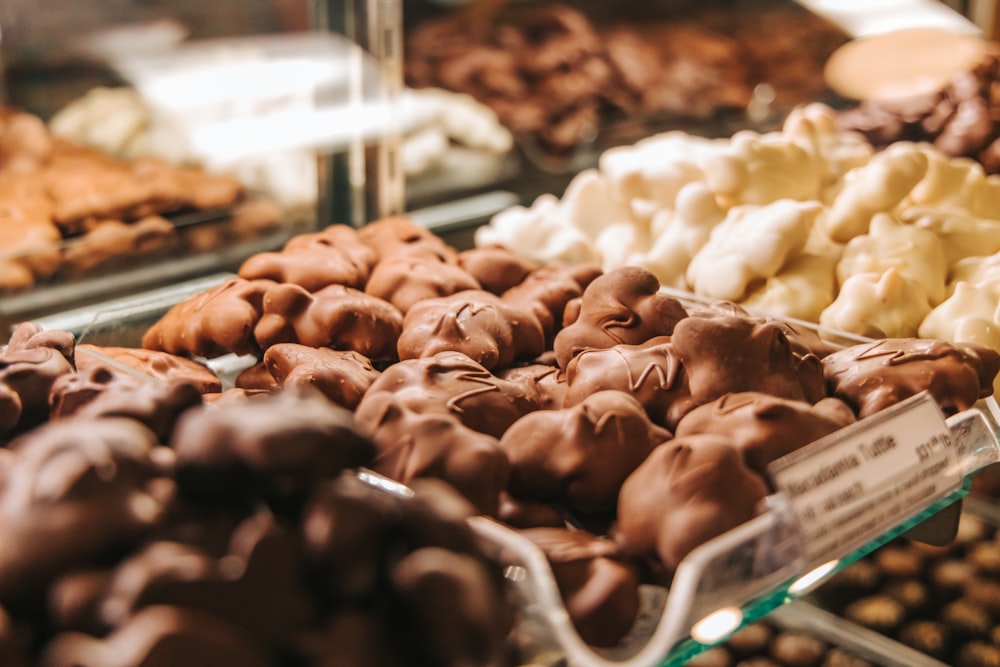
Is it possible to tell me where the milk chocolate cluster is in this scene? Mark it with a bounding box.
[135,229,1000,648]
[0,321,516,666]
[0,108,282,295]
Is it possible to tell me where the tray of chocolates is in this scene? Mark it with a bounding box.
[8,214,1000,666]
[806,496,1000,667]
[0,107,304,332]
[404,0,848,169]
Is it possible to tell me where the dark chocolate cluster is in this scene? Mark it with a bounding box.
[131,219,1000,649]
[838,54,1000,173]
[0,322,516,667]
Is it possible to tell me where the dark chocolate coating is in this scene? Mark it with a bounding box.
[358,351,540,439]
[238,224,377,292]
[519,527,641,647]
[615,433,769,573]
[142,278,275,358]
[823,338,1000,418]
[170,387,374,507]
[553,266,688,369]
[254,283,403,362]
[0,345,74,437]
[99,511,312,645]
[0,418,171,605]
[5,322,75,364]
[76,346,221,394]
[670,312,828,407]
[39,605,274,667]
[354,390,509,515]
[564,336,694,429]
[365,254,481,314]
[50,366,202,442]
[397,289,546,371]
[499,390,670,514]
[391,546,512,667]
[674,392,856,477]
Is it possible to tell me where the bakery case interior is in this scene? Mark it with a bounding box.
[5,1,1000,666]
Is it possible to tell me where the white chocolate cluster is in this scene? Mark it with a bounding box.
[476,103,1000,358]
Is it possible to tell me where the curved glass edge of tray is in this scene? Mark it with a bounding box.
[472,397,1000,667]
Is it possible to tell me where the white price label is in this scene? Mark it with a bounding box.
[768,393,961,563]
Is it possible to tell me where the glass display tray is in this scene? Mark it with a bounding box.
[36,272,1000,667]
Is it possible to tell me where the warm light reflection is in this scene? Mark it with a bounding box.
[690,607,743,644]
[788,560,840,596]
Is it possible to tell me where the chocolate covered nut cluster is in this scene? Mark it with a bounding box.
[0,108,276,295]
[476,102,1000,390]
[134,226,1000,650]
[0,320,517,665]
[406,2,843,157]
[684,619,875,667]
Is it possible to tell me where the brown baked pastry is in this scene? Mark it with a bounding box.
[170,388,374,509]
[397,289,546,371]
[823,338,1000,418]
[553,266,688,369]
[518,527,641,647]
[76,345,221,394]
[670,310,828,408]
[353,390,509,515]
[499,390,670,515]
[674,392,856,477]
[615,433,769,574]
[563,336,694,429]
[238,224,377,292]
[254,283,403,362]
[358,350,540,439]
[365,254,481,314]
[0,418,172,605]
[458,244,540,294]
[142,277,276,358]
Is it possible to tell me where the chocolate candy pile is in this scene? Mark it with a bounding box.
[0,218,1000,665]
[406,2,844,156]
[838,53,1000,173]
[0,322,515,666]
[813,511,1000,667]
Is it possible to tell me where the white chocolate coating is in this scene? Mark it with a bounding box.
[820,268,932,338]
